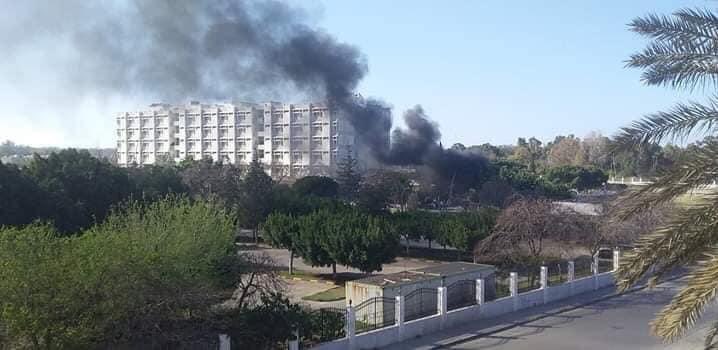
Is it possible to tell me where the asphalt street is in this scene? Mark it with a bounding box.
[388,277,716,350]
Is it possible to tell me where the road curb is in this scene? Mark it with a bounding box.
[428,276,683,349]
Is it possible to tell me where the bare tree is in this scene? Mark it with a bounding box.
[561,201,672,258]
[477,198,571,267]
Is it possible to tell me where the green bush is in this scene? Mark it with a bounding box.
[0,198,237,349]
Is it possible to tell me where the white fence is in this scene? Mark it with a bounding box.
[307,250,619,350]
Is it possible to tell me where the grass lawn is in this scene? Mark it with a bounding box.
[302,286,346,302]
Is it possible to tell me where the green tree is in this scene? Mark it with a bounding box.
[347,215,399,273]
[544,165,608,191]
[336,147,362,200]
[263,212,300,274]
[392,211,424,254]
[0,161,45,227]
[292,175,339,198]
[128,165,187,201]
[322,209,398,274]
[613,8,718,346]
[238,159,274,241]
[25,149,132,233]
[0,198,243,348]
[296,210,335,275]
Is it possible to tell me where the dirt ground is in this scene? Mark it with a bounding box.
[241,243,445,309]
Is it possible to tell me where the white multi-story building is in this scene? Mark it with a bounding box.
[116,101,357,178]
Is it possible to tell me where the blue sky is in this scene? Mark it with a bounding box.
[309,0,709,146]
[0,0,711,148]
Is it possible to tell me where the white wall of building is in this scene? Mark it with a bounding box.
[116,101,356,178]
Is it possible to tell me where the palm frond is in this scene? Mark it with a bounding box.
[614,99,718,149]
[628,8,718,90]
[650,249,718,342]
[630,9,718,45]
[613,142,718,219]
[704,320,718,349]
[616,199,718,291]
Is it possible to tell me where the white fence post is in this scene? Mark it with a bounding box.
[476,278,485,306]
[395,295,404,341]
[510,272,518,311]
[346,304,356,350]
[568,261,575,296]
[593,254,599,290]
[438,286,448,329]
[613,248,620,271]
[288,330,299,350]
[540,266,548,304]
[219,334,231,350]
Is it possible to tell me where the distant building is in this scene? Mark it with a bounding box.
[115,101,358,178]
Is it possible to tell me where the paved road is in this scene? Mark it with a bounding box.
[388,278,717,350]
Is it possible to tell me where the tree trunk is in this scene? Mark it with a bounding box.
[332,263,337,280]
[289,250,294,275]
[428,239,432,249]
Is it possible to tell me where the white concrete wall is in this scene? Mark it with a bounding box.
[353,325,399,349]
[478,296,515,319]
[545,283,571,303]
[310,338,349,350]
[517,289,544,310]
[597,272,614,286]
[402,314,442,341]
[572,276,594,295]
[444,304,481,329]
[312,255,620,350]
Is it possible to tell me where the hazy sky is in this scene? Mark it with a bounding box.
[0,0,709,148]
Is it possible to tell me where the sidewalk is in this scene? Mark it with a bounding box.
[386,277,709,349]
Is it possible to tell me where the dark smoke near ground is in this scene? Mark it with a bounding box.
[390,106,491,194]
[3,0,487,187]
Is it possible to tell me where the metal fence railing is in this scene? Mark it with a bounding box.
[574,256,594,279]
[446,279,476,310]
[302,307,346,347]
[490,274,511,301]
[547,261,569,286]
[598,258,613,273]
[517,266,541,293]
[404,288,438,322]
[306,250,621,348]
[355,297,395,334]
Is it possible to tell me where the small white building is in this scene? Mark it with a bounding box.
[346,262,497,306]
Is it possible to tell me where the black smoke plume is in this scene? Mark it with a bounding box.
[3,0,487,188]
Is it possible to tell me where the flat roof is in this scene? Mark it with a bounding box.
[350,262,495,287]
[413,262,495,276]
[349,271,438,288]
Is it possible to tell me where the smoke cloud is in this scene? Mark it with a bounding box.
[2,0,486,186]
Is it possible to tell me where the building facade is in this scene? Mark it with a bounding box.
[116,101,356,178]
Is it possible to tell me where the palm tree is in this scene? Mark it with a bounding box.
[615,8,718,348]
